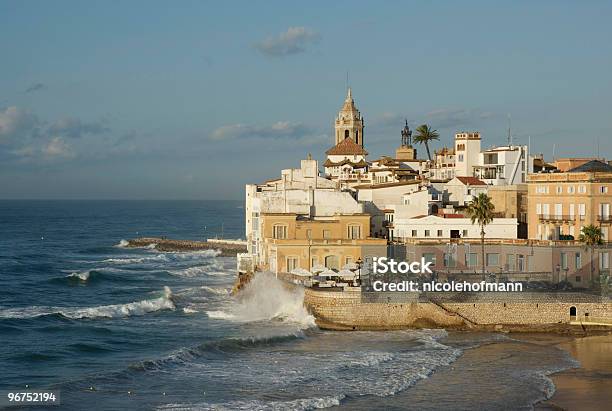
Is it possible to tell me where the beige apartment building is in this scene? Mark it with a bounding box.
[259,213,387,274]
[527,160,612,241]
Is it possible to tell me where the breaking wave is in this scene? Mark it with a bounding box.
[131,330,309,371]
[0,287,175,320]
[115,239,129,248]
[207,272,315,328]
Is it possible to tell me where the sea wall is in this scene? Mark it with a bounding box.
[304,288,612,331]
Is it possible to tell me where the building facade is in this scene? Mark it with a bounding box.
[527,160,612,241]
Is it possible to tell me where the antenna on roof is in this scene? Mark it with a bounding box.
[597,138,600,159]
[507,114,512,146]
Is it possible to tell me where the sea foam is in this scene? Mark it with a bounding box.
[205,272,315,328]
[0,287,175,320]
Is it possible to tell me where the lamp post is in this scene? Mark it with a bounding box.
[356,257,363,287]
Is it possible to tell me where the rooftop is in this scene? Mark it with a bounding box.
[568,159,612,173]
[325,137,368,156]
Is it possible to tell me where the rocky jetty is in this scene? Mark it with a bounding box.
[125,237,247,256]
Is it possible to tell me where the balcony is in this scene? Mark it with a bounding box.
[598,215,612,223]
[538,214,575,223]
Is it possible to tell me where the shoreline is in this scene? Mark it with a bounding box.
[535,333,612,411]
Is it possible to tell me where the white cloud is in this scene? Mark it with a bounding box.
[0,106,40,142]
[210,121,312,140]
[254,27,320,57]
[43,137,74,158]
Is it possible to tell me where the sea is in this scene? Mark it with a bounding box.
[0,200,580,410]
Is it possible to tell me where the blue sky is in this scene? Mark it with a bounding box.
[1,0,611,199]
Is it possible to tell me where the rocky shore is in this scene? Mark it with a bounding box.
[125,237,247,256]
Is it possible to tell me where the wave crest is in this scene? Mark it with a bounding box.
[0,287,175,320]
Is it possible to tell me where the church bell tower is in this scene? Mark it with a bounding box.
[334,88,364,147]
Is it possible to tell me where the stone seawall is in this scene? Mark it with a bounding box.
[126,237,247,256]
[304,288,612,332]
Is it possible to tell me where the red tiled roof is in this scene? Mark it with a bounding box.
[325,138,368,156]
[455,176,487,186]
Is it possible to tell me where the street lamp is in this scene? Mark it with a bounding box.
[356,257,363,287]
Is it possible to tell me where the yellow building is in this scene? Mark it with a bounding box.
[259,213,387,273]
[527,160,612,241]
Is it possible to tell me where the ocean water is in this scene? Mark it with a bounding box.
[0,200,579,410]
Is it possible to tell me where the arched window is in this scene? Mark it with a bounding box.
[344,129,349,139]
[569,306,577,318]
[324,255,339,270]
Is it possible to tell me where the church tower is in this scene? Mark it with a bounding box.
[334,88,364,147]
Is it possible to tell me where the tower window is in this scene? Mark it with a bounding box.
[345,130,349,139]
[355,130,359,144]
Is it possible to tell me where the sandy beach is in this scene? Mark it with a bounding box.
[535,333,612,411]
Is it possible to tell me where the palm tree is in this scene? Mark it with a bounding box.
[466,193,495,275]
[414,124,439,161]
[579,225,603,289]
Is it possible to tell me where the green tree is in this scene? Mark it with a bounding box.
[579,225,604,290]
[466,193,495,275]
[413,124,439,161]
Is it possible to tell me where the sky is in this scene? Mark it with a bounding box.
[1,0,611,200]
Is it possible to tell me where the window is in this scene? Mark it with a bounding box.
[424,230,431,237]
[411,230,417,237]
[458,154,464,162]
[324,255,339,270]
[575,252,581,269]
[568,186,575,194]
[517,254,525,271]
[323,230,331,239]
[579,203,586,218]
[556,186,562,194]
[443,253,456,267]
[311,257,318,268]
[561,252,568,270]
[486,253,500,266]
[347,224,361,240]
[273,224,287,239]
[466,253,478,267]
[287,257,298,272]
[576,276,581,283]
[457,144,465,151]
[345,256,354,265]
[306,229,312,239]
[437,230,443,237]
[344,129,349,139]
[507,254,516,271]
[601,186,608,194]
[578,185,586,194]
[462,229,468,237]
[600,252,610,270]
[423,253,437,266]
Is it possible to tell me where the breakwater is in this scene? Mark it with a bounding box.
[125,237,247,256]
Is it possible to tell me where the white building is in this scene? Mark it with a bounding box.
[454,132,481,177]
[245,156,364,265]
[445,176,489,206]
[473,145,533,185]
[427,146,455,181]
[394,215,518,241]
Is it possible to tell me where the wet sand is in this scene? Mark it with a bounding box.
[535,333,612,411]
